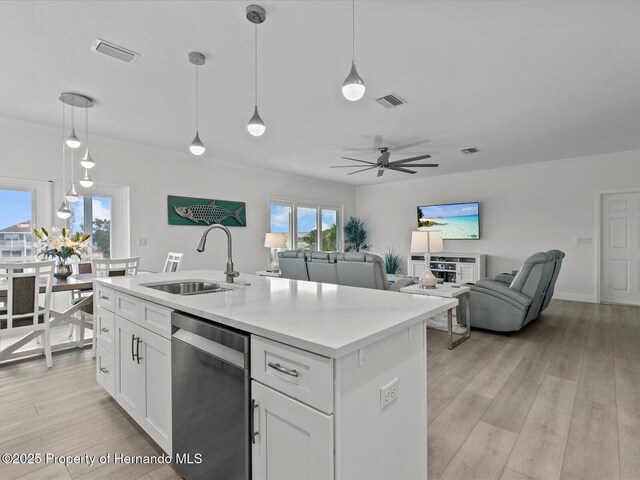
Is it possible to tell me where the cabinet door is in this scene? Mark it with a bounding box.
[115,316,143,421]
[457,264,476,283]
[252,381,333,480]
[139,328,172,454]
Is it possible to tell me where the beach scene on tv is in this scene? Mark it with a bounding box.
[417,202,480,239]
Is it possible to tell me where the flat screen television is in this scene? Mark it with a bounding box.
[417,202,480,240]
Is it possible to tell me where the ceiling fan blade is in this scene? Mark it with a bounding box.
[340,157,377,165]
[388,166,417,174]
[330,165,372,168]
[387,138,431,151]
[391,163,439,167]
[390,154,432,165]
[347,166,377,175]
[377,169,384,177]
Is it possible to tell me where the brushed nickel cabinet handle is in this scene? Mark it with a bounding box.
[100,367,109,374]
[268,362,299,377]
[100,295,110,300]
[100,327,109,333]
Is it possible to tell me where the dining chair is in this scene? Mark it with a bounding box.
[67,262,93,341]
[75,256,140,357]
[0,260,55,367]
[163,252,184,273]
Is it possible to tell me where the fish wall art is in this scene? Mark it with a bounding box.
[168,195,247,227]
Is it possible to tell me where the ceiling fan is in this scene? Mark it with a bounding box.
[330,147,438,177]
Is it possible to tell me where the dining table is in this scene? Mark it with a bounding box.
[0,273,95,363]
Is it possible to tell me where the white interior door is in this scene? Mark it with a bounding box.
[601,191,640,305]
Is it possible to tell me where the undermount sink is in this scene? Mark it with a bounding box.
[142,280,230,296]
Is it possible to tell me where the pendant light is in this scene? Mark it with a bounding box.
[188,52,206,156]
[81,106,95,169]
[80,169,94,188]
[247,5,266,137]
[342,0,366,101]
[57,103,71,219]
[65,149,79,203]
[65,105,82,149]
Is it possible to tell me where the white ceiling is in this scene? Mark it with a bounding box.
[1,0,640,186]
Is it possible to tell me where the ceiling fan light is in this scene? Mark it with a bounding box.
[189,131,206,156]
[56,200,71,219]
[65,128,82,149]
[65,184,79,203]
[79,169,94,188]
[342,60,366,101]
[81,148,95,168]
[247,106,266,137]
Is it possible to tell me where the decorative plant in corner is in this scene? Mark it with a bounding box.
[343,216,371,252]
[384,248,403,275]
[34,227,91,279]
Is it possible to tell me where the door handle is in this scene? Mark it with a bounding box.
[131,334,136,362]
[136,337,143,364]
[251,399,259,444]
[268,362,299,377]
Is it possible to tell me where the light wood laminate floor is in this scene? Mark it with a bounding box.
[0,300,638,479]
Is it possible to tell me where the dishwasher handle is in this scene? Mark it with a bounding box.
[172,328,246,369]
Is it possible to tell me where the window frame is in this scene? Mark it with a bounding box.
[268,196,344,252]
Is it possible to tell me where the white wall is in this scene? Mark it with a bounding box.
[0,118,355,274]
[354,151,640,302]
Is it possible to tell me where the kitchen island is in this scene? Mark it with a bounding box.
[93,270,457,480]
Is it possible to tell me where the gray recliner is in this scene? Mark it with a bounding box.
[336,252,388,290]
[470,252,555,332]
[278,250,309,281]
[307,252,338,284]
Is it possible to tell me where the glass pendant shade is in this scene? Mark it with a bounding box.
[66,128,82,149]
[247,106,266,136]
[65,184,79,203]
[81,148,95,169]
[56,200,71,219]
[189,131,205,156]
[79,169,93,188]
[342,60,366,101]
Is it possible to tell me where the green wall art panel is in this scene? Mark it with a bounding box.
[168,195,247,227]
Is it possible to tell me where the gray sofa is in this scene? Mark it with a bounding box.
[278,250,413,291]
[470,252,556,332]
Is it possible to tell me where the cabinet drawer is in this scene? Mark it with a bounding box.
[115,292,138,322]
[139,300,172,340]
[96,284,115,312]
[96,345,115,396]
[251,336,333,414]
[96,307,115,354]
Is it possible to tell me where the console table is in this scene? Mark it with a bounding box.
[400,283,471,349]
[407,252,485,284]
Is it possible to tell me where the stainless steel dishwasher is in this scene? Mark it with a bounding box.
[171,311,250,480]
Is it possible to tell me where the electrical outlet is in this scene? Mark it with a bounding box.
[380,378,399,410]
[576,237,592,245]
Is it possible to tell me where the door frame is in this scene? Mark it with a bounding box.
[595,187,640,304]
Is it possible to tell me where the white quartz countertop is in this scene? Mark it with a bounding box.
[95,270,457,358]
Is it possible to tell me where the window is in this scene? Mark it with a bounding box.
[269,199,342,252]
[0,188,34,257]
[69,195,112,258]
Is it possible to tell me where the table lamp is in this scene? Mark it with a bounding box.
[410,231,444,288]
[264,232,286,272]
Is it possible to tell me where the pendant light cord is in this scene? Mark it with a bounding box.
[195,62,199,131]
[352,0,355,60]
[255,24,258,106]
[85,105,89,149]
[62,103,66,194]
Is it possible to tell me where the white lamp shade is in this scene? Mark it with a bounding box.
[410,231,444,253]
[264,232,286,248]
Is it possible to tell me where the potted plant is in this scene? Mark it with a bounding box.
[384,248,403,275]
[343,217,371,252]
[33,227,91,279]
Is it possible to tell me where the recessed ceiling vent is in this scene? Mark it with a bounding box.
[90,39,139,63]
[375,93,405,109]
[461,147,479,154]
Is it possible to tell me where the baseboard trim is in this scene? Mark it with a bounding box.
[553,292,597,303]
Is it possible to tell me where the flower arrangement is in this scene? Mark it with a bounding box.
[33,227,91,279]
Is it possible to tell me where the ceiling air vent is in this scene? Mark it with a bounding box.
[90,39,139,63]
[375,93,405,109]
[461,147,479,154]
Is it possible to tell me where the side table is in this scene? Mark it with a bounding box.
[400,283,471,349]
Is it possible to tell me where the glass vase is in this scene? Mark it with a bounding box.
[54,259,73,280]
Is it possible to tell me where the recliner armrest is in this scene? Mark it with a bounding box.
[494,273,516,285]
[474,279,532,306]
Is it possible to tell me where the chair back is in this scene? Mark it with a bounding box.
[509,252,554,325]
[307,252,338,284]
[91,257,140,278]
[540,250,565,313]
[163,252,184,273]
[0,260,54,333]
[278,250,309,281]
[75,262,93,274]
[336,253,388,290]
